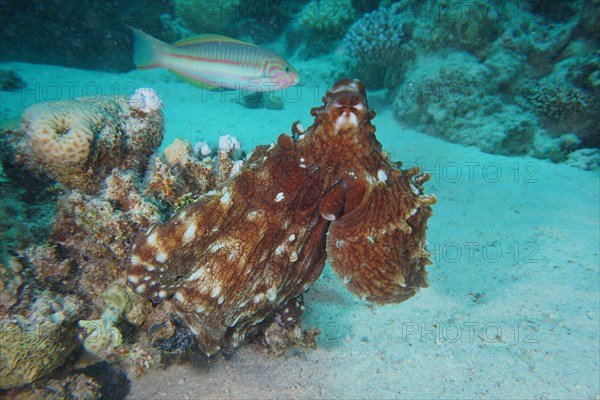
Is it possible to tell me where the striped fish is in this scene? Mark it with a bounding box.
[131,28,299,92]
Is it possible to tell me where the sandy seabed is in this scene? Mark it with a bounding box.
[1,61,598,399]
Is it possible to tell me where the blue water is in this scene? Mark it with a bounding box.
[1,1,598,398]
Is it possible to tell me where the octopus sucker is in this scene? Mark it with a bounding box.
[128,79,436,355]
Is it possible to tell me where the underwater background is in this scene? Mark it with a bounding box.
[0,0,599,398]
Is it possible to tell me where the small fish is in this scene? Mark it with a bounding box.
[131,28,299,92]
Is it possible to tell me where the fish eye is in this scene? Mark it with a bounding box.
[285,66,290,73]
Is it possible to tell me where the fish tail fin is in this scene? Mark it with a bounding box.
[130,27,171,70]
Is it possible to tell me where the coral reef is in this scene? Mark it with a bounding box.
[248,295,321,355]
[52,182,159,262]
[128,79,436,355]
[0,256,24,314]
[3,373,102,399]
[530,0,581,22]
[145,136,244,209]
[503,8,578,75]
[393,52,543,156]
[74,283,163,379]
[290,0,358,56]
[522,78,591,134]
[0,291,86,389]
[22,100,105,165]
[566,148,600,170]
[0,129,250,384]
[79,283,149,356]
[10,91,164,193]
[436,0,505,55]
[577,0,600,41]
[0,68,26,91]
[165,0,292,43]
[341,0,506,88]
[129,88,163,114]
[341,3,413,88]
[0,180,57,252]
[519,55,600,148]
[163,138,195,167]
[0,86,257,391]
[340,1,598,161]
[11,131,245,319]
[174,0,241,36]
[0,117,59,251]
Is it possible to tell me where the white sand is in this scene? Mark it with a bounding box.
[2,62,598,399]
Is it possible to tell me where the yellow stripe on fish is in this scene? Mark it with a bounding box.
[131,28,300,92]
[173,34,255,48]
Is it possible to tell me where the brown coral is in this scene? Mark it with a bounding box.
[127,79,436,356]
[0,255,24,314]
[0,292,85,389]
[15,93,164,193]
[521,69,600,147]
[145,136,244,208]
[52,170,161,262]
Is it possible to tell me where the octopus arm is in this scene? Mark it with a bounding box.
[319,180,347,221]
[327,169,435,304]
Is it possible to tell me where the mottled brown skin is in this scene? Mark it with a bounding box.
[127,79,436,355]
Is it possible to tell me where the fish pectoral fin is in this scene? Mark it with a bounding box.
[168,70,221,90]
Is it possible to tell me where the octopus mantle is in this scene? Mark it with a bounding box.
[128,79,436,355]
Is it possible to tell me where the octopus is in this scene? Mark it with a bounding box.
[127,79,437,355]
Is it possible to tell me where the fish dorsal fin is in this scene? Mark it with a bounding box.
[174,34,259,48]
